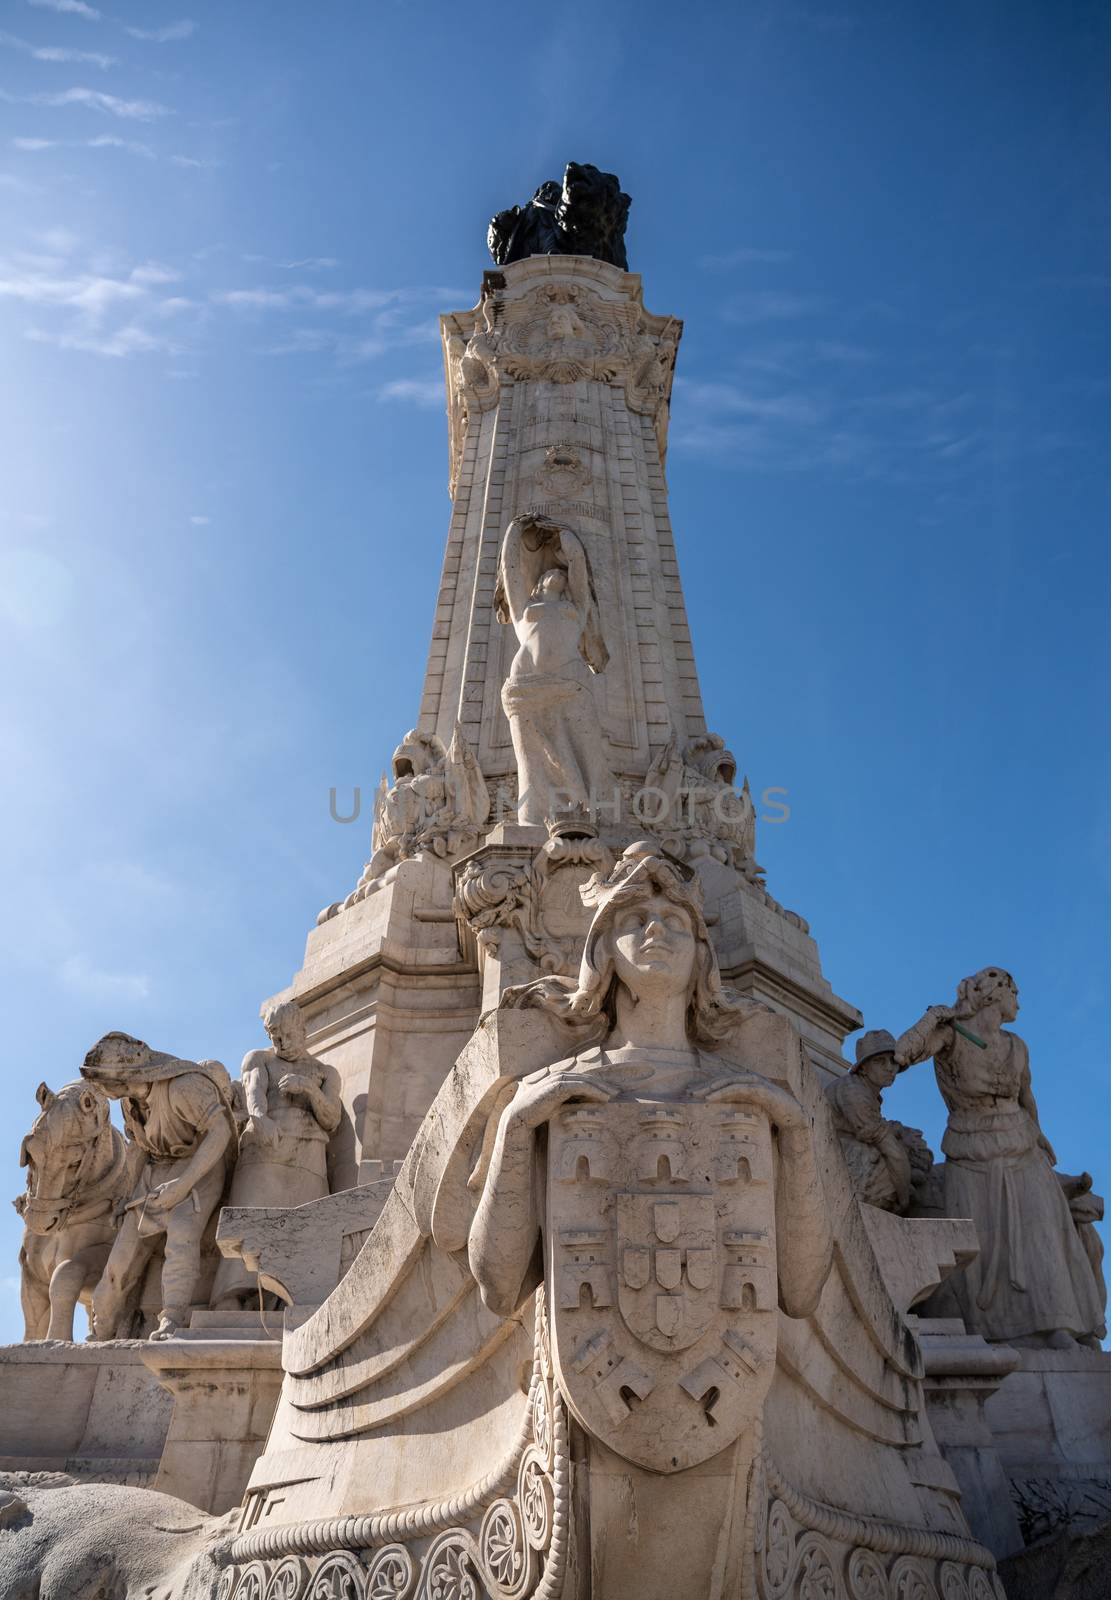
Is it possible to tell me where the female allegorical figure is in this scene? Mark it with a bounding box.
[469,841,831,1327]
[495,514,615,828]
[896,967,1105,1348]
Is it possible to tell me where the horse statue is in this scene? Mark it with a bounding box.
[14,1081,140,1341]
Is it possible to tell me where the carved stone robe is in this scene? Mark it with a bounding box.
[936,1029,1103,1341]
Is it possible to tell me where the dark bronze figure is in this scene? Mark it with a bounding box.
[488,162,631,270]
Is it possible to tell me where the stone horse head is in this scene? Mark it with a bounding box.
[16,1080,115,1237]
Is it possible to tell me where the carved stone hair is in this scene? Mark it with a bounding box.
[503,846,756,1047]
[954,966,1016,1020]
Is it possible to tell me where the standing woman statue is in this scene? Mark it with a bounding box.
[896,967,1105,1347]
[495,514,616,827]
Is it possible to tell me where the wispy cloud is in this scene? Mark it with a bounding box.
[210,282,459,368]
[189,514,210,525]
[1,246,193,358]
[14,132,159,158]
[675,377,825,426]
[0,86,171,119]
[130,261,182,284]
[721,290,828,325]
[60,953,150,1003]
[213,282,465,316]
[379,377,443,407]
[0,30,115,66]
[281,257,340,271]
[27,321,180,356]
[673,347,987,486]
[124,18,195,42]
[27,0,101,18]
[699,246,794,272]
[217,287,291,310]
[170,153,220,169]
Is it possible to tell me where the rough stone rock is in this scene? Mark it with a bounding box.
[998,1520,1111,1600]
[0,1477,233,1600]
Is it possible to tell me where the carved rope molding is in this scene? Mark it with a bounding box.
[227,1384,536,1563]
[756,1458,1004,1600]
[220,1390,567,1600]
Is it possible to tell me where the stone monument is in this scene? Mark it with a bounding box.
[1,167,1108,1600]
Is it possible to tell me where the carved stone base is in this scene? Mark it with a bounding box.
[219,1305,567,1600]
[754,1456,1005,1600]
[0,1340,172,1488]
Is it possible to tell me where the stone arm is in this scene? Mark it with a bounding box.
[707,1074,832,1317]
[559,528,609,674]
[241,1052,280,1151]
[469,1073,612,1319]
[145,1114,232,1215]
[242,1056,271,1121]
[468,1106,541,1320]
[774,1125,835,1317]
[893,1006,955,1068]
[1016,1039,1056,1164]
[494,518,533,629]
[875,1127,913,1211]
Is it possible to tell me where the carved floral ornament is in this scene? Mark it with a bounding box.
[753,1472,1005,1600]
[442,281,681,489]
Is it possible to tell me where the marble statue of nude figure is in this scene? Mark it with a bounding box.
[495,514,616,828]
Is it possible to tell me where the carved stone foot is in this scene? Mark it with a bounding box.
[148,1310,184,1342]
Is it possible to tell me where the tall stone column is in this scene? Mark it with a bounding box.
[269,258,858,1190]
[430,256,699,790]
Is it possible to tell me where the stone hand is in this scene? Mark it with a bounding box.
[893,1005,954,1066]
[506,1073,613,1135]
[278,1073,314,1102]
[249,1113,281,1150]
[145,1177,190,1213]
[704,1073,808,1136]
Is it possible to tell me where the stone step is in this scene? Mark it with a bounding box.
[183,1310,283,1341]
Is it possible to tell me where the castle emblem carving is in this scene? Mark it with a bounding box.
[548,1094,777,1472]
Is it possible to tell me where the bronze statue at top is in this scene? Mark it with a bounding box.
[488,161,631,270]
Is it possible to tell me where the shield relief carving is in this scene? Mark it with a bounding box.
[546,1092,779,1473]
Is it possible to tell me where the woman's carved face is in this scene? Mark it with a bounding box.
[534,568,568,599]
[995,975,1019,1022]
[610,891,696,1000]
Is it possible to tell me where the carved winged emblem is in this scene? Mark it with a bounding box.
[546,1091,778,1473]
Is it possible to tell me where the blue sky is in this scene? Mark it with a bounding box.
[1,1,1109,1343]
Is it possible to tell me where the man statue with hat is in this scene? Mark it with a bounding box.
[81,1032,238,1341]
[826,1029,933,1214]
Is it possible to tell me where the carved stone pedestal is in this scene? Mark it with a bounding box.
[140,1336,284,1515]
[984,1345,1111,1550]
[916,1317,1025,1559]
[270,853,480,1188]
[0,1340,172,1488]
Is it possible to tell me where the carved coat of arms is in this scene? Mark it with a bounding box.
[546,1090,778,1473]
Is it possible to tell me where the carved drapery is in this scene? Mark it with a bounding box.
[220,1297,567,1600]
